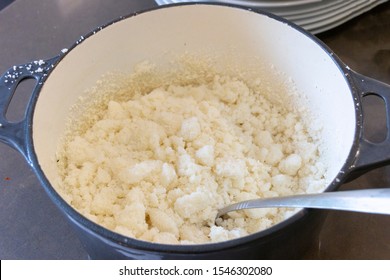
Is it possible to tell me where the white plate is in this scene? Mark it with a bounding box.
[308,0,388,33]
[293,0,365,25]
[154,0,388,33]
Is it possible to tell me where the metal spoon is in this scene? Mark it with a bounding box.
[216,188,390,221]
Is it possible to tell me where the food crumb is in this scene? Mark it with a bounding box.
[56,60,326,244]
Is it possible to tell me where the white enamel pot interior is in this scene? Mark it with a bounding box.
[34,4,356,188]
[24,3,388,258]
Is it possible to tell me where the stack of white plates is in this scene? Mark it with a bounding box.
[154,0,388,34]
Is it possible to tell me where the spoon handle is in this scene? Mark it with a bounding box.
[217,188,390,219]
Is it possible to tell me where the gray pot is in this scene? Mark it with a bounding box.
[1,3,390,259]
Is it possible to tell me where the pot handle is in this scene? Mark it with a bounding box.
[0,57,59,162]
[348,70,390,175]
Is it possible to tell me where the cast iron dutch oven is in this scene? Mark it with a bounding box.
[1,3,390,259]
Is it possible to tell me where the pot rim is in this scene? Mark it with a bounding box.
[27,2,363,254]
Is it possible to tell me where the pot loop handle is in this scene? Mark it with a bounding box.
[0,56,60,163]
[349,70,390,174]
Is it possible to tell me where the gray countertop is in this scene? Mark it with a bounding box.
[0,0,389,259]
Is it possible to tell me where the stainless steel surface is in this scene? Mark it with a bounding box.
[0,0,389,259]
[217,189,390,220]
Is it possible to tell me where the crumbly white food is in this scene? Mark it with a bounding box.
[57,69,326,244]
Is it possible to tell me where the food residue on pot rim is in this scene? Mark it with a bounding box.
[55,55,327,244]
[2,59,55,90]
